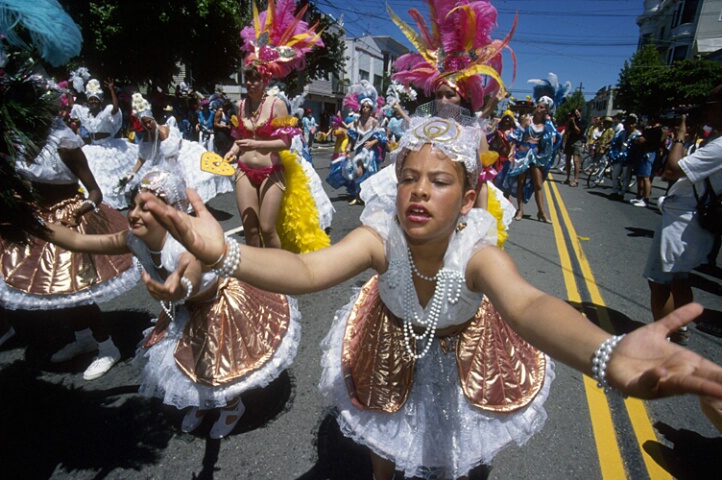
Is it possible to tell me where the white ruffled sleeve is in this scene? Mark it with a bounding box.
[55,125,85,150]
[359,165,398,242]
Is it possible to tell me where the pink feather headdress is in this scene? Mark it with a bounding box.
[343,80,385,115]
[240,0,324,82]
[389,0,516,112]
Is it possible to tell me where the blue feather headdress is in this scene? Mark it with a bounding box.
[527,72,571,112]
[0,0,82,66]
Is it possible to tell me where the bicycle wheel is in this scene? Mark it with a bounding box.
[580,152,595,175]
[587,160,606,188]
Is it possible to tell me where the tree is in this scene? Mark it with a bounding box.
[617,43,722,117]
[555,89,586,123]
[58,0,249,91]
[284,0,347,95]
[616,43,665,116]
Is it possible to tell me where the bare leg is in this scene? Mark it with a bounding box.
[514,171,526,220]
[370,451,395,480]
[648,278,693,321]
[258,171,285,249]
[475,182,489,210]
[572,153,580,184]
[235,173,262,247]
[530,166,550,222]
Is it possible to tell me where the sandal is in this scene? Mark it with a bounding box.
[569,181,578,187]
[562,179,570,185]
[210,399,245,439]
[181,407,207,433]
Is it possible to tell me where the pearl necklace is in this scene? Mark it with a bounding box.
[401,248,464,359]
[407,246,436,281]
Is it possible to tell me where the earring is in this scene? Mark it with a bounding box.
[394,215,400,225]
[456,220,467,232]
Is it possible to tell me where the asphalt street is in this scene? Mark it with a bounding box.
[1,145,721,480]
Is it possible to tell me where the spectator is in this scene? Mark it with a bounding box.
[302,109,317,149]
[609,114,641,201]
[630,116,666,207]
[643,83,722,345]
[196,99,215,150]
[213,99,234,156]
[563,108,587,187]
[612,112,624,135]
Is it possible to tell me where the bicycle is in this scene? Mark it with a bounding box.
[580,144,596,175]
[586,153,610,188]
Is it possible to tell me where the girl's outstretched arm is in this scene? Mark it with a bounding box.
[44,223,129,255]
[468,245,722,401]
[140,189,386,295]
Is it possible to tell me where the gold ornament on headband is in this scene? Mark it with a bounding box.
[413,119,460,144]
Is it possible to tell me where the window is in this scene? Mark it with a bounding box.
[374,74,383,93]
[680,0,699,25]
[359,70,369,81]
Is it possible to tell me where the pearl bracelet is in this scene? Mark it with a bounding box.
[81,199,99,213]
[591,334,626,394]
[178,276,193,303]
[213,237,241,277]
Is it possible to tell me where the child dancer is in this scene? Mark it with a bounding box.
[43,169,301,439]
[141,114,722,479]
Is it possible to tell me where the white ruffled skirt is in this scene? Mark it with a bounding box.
[319,291,555,479]
[82,139,139,209]
[136,297,302,410]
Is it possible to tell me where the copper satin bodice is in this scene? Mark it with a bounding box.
[143,277,291,387]
[342,276,547,414]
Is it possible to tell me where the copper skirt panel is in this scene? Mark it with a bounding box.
[172,278,291,387]
[342,276,546,413]
[0,194,133,296]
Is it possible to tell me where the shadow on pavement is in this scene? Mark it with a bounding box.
[625,226,655,238]
[0,361,172,479]
[296,413,492,480]
[647,422,722,480]
[568,301,646,334]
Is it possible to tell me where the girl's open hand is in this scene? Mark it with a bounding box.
[142,256,191,302]
[139,189,226,266]
[607,303,722,400]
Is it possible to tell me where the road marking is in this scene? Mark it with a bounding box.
[543,180,627,479]
[546,176,672,480]
[225,226,244,236]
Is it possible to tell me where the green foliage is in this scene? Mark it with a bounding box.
[616,43,665,116]
[283,1,347,94]
[555,89,586,123]
[616,43,722,117]
[59,0,249,91]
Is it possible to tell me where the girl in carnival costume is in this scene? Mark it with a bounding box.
[69,77,140,209]
[504,73,569,222]
[120,92,233,205]
[41,169,301,439]
[224,0,329,252]
[0,74,139,380]
[326,80,388,206]
[0,0,84,347]
[388,0,516,212]
[141,110,722,479]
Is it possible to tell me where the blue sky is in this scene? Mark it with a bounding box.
[316,0,643,100]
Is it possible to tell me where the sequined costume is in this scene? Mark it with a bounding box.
[318,167,554,479]
[504,119,562,202]
[231,100,330,253]
[130,233,301,409]
[71,103,139,209]
[0,119,138,309]
[326,121,388,195]
[136,122,233,204]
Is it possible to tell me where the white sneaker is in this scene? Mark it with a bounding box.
[632,199,648,207]
[0,327,15,347]
[82,344,120,380]
[629,198,642,205]
[51,339,97,363]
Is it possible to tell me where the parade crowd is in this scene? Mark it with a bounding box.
[2,0,722,479]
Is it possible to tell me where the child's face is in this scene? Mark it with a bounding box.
[127,191,164,240]
[397,144,475,243]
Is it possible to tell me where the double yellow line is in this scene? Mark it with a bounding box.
[543,176,670,480]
